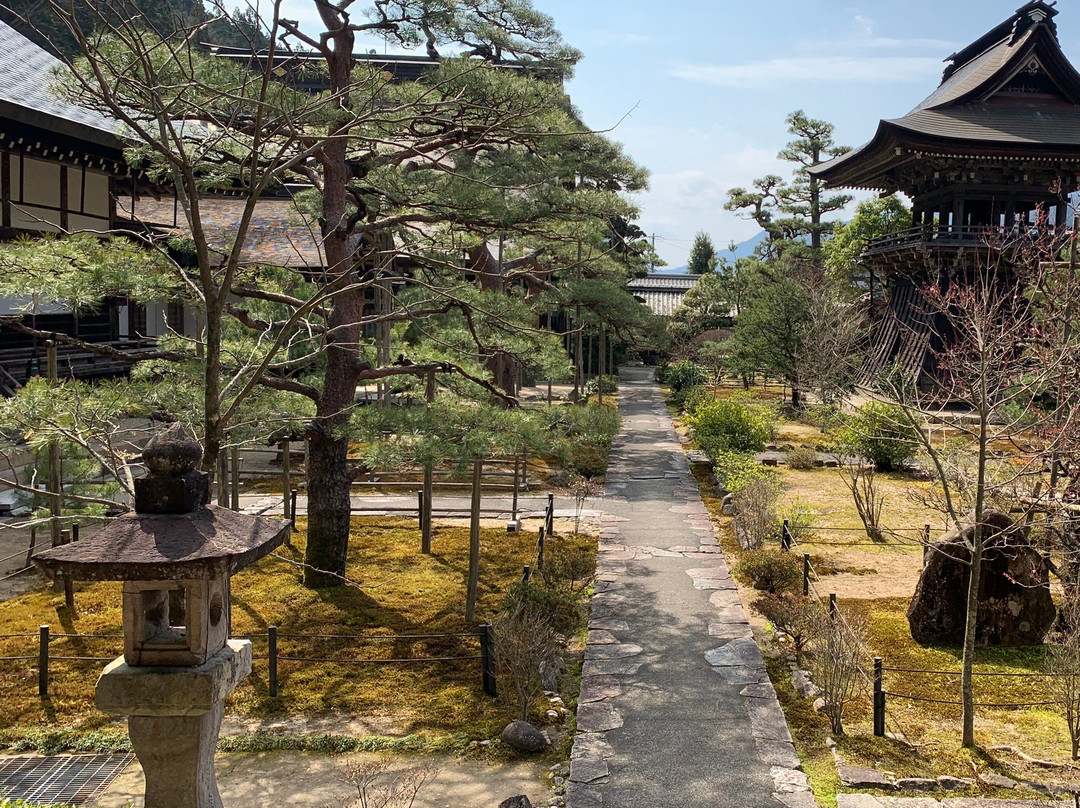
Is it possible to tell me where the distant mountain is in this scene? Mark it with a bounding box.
[656,231,768,274]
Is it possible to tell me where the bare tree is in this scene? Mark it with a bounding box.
[1049,596,1080,760]
[799,280,865,405]
[334,758,440,808]
[810,608,868,736]
[837,461,885,543]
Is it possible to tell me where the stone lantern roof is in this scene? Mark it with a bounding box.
[32,425,290,582]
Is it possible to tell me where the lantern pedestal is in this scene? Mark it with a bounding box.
[96,640,252,808]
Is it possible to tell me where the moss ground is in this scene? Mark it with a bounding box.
[0,518,596,749]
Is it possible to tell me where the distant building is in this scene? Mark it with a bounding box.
[0,21,168,395]
[811,0,1080,389]
[627,273,701,317]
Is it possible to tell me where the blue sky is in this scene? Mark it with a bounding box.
[281,1,1080,268]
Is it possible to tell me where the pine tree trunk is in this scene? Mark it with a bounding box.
[302,16,359,588]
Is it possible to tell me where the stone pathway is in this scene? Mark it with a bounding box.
[566,367,810,808]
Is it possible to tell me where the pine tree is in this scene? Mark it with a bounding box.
[687,231,718,275]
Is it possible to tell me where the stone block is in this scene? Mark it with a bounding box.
[895,778,939,792]
[836,796,883,808]
[96,640,251,717]
[839,766,895,790]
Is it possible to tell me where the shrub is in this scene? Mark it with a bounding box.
[839,402,920,472]
[780,499,817,543]
[803,403,842,431]
[584,374,620,398]
[677,384,710,414]
[503,580,584,637]
[560,439,609,479]
[733,475,782,550]
[752,593,820,664]
[493,608,563,721]
[551,404,620,479]
[785,446,818,470]
[810,608,869,736]
[689,398,776,457]
[738,549,802,593]
[654,360,671,384]
[714,450,774,495]
[664,360,708,394]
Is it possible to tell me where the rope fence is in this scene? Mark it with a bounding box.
[0,623,500,701]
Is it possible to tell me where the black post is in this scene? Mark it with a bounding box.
[537,526,546,571]
[71,524,79,543]
[803,553,811,597]
[873,657,886,737]
[781,519,792,552]
[479,623,497,698]
[829,593,837,623]
[38,624,49,698]
[522,565,531,584]
[417,490,424,530]
[546,493,555,535]
[923,524,931,568]
[290,490,298,530]
[268,625,278,698]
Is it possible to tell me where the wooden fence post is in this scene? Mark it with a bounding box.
[268,625,278,698]
[537,526,546,571]
[290,490,298,531]
[873,656,886,737]
[803,553,811,597]
[38,624,49,698]
[829,593,837,623]
[46,343,61,553]
[479,623,497,698]
[230,446,240,511]
[521,565,531,584]
[218,453,228,507]
[422,371,435,555]
[61,529,74,609]
[465,460,483,624]
[282,441,292,523]
[546,493,555,535]
[781,520,792,552]
[417,490,425,530]
[511,456,520,524]
[521,448,529,490]
[923,524,932,568]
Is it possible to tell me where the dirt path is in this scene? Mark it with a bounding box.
[93,751,548,808]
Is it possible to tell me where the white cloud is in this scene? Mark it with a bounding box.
[671,55,943,88]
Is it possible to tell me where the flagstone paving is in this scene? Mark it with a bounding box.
[566,367,809,808]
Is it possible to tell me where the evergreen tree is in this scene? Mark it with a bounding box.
[687,231,718,274]
[725,110,852,257]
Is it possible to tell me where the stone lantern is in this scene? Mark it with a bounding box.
[33,424,290,808]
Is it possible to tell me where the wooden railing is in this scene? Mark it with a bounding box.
[864,224,1072,255]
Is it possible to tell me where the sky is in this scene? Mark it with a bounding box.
[280,1,1080,269]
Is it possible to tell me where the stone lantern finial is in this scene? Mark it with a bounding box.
[135,423,209,515]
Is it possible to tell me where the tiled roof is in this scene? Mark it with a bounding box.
[0,21,121,148]
[627,274,700,317]
[121,195,325,269]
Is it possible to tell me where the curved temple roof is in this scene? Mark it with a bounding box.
[810,1,1080,191]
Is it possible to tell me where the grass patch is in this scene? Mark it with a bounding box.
[0,518,596,748]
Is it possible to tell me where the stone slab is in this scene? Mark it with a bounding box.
[576,703,624,733]
[96,640,251,717]
[755,739,801,770]
[705,639,765,669]
[839,766,896,790]
[878,799,943,808]
[837,797,884,808]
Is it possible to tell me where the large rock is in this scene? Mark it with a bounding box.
[500,720,547,753]
[907,511,1055,646]
[498,797,534,808]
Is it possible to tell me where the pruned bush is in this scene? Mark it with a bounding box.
[677,384,710,414]
[738,549,802,594]
[714,450,774,495]
[752,593,820,665]
[585,374,620,398]
[733,475,782,550]
[839,402,920,472]
[785,446,818,470]
[664,360,708,394]
[494,608,563,721]
[502,537,595,636]
[551,404,620,479]
[689,398,776,457]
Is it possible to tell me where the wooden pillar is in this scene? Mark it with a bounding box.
[282,441,292,523]
[598,323,606,404]
[465,459,483,624]
[45,342,61,552]
[422,370,435,554]
[230,446,240,511]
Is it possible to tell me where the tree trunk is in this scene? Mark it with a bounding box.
[791,384,801,410]
[302,15,359,588]
[962,403,991,747]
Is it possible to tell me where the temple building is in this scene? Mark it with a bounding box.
[811,0,1080,389]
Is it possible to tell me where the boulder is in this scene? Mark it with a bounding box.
[907,511,1055,646]
[498,797,534,808]
[500,720,547,753]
